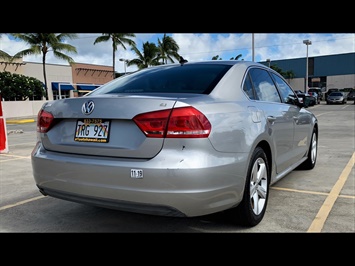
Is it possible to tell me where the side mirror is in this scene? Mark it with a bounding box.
[289,94,305,108]
[295,97,306,108]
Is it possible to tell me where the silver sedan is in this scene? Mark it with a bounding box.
[31,60,318,227]
[326,91,347,104]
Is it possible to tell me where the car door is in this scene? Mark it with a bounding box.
[270,72,311,165]
[248,68,295,174]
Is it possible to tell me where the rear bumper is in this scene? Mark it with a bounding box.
[31,142,248,217]
[37,186,187,217]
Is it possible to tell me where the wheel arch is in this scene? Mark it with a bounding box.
[255,140,272,181]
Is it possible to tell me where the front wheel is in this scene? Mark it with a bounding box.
[227,147,270,227]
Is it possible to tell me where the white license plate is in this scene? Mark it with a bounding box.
[74,119,110,143]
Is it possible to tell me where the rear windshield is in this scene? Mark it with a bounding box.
[329,92,343,96]
[88,64,231,95]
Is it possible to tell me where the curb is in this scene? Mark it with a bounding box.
[6,119,35,124]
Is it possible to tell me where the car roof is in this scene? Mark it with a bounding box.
[145,60,277,77]
[150,60,268,69]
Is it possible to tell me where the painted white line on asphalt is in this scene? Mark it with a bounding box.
[0,195,45,211]
[307,152,355,233]
[0,157,31,162]
[8,142,36,147]
[271,187,355,199]
[0,154,31,161]
[316,111,332,117]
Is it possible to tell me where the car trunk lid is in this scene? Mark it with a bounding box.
[39,95,179,158]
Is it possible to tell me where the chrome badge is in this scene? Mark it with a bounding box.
[82,100,95,115]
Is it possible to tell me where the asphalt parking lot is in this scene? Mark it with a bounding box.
[0,102,354,233]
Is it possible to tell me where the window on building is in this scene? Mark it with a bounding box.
[308,58,314,76]
[53,90,71,100]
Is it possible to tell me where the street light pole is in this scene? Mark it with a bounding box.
[303,39,312,92]
[252,33,255,62]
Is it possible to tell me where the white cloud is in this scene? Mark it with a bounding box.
[1,33,354,73]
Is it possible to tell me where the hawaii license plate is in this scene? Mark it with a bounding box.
[74,119,110,143]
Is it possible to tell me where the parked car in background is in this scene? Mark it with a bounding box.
[308,87,323,101]
[295,90,316,107]
[346,90,355,101]
[325,88,339,99]
[326,91,347,104]
[307,91,320,104]
[31,60,318,227]
[306,93,317,106]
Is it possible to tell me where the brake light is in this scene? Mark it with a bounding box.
[37,109,54,133]
[133,107,211,138]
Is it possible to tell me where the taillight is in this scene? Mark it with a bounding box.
[133,106,211,138]
[37,109,54,133]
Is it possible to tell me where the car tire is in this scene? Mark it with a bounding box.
[297,128,317,170]
[227,147,270,227]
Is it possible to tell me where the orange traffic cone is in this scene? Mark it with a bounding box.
[0,95,9,153]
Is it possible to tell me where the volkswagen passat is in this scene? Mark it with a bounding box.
[326,91,347,104]
[31,61,318,227]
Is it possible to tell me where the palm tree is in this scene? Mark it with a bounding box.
[0,34,12,61]
[212,54,243,60]
[284,70,295,83]
[270,64,295,81]
[0,50,12,71]
[128,41,161,70]
[11,33,78,100]
[93,33,136,78]
[157,33,180,64]
[230,54,243,60]
[0,50,11,60]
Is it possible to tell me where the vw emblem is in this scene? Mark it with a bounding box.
[82,100,95,115]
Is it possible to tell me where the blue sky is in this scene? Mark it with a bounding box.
[1,33,354,73]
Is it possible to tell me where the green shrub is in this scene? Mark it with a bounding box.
[0,71,45,101]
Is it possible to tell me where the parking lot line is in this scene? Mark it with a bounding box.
[0,195,45,211]
[307,152,355,233]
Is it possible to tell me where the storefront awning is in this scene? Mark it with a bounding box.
[52,82,75,91]
[77,84,100,91]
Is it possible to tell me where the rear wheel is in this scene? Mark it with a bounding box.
[227,147,270,227]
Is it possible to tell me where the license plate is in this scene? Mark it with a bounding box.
[74,119,110,143]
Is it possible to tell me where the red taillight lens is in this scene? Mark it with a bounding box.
[133,107,211,138]
[133,109,171,138]
[37,109,54,133]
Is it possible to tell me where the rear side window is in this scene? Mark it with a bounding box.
[243,73,256,100]
[248,68,281,103]
[89,64,232,95]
